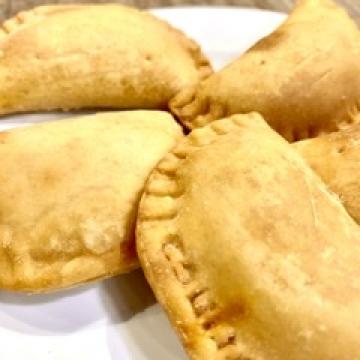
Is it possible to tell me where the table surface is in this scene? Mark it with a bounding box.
[0,0,359,22]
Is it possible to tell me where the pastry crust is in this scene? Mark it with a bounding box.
[170,0,360,141]
[294,124,360,224]
[0,110,182,293]
[0,4,212,115]
[137,113,360,359]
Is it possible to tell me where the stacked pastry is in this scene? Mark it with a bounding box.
[1,1,360,359]
[0,4,210,291]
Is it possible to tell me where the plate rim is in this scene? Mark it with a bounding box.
[150,5,286,16]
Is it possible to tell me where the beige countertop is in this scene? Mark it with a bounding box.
[0,0,359,23]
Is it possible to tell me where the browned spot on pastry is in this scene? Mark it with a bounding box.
[211,326,237,349]
[307,125,319,138]
[120,237,137,265]
[211,303,246,326]
[202,317,216,331]
[40,169,60,188]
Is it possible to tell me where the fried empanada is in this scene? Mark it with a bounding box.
[0,4,211,115]
[294,124,360,223]
[137,113,360,360]
[171,0,360,141]
[0,111,182,293]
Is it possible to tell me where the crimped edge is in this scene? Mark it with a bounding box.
[148,14,213,83]
[169,84,226,130]
[170,74,360,137]
[136,112,265,360]
[169,0,360,134]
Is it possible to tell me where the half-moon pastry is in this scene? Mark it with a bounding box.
[294,124,360,223]
[170,0,360,141]
[0,4,211,115]
[0,110,182,293]
[137,113,360,359]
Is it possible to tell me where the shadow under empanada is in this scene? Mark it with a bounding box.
[100,270,156,324]
[101,271,187,360]
[0,284,102,334]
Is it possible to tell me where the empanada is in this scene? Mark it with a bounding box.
[294,124,360,223]
[171,0,360,141]
[0,110,182,293]
[137,113,360,360]
[0,4,211,115]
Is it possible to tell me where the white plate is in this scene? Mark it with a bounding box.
[0,7,285,360]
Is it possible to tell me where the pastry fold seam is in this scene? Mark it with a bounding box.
[137,113,264,359]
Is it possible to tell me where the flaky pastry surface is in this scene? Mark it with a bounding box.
[137,113,360,359]
[170,0,360,141]
[0,110,182,292]
[0,4,211,115]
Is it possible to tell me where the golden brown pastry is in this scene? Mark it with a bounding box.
[170,0,360,141]
[294,124,360,223]
[0,4,211,116]
[137,113,360,360]
[0,110,182,293]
